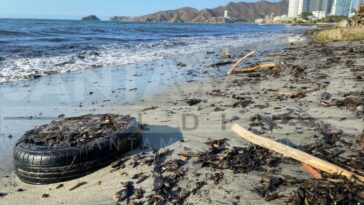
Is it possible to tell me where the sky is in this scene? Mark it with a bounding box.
[0,0,281,20]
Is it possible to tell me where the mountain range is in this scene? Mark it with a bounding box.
[110,0,289,23]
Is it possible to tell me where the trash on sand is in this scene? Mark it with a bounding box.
[14,114,142,184]
[231,124,364,183]
[302,163,323,179]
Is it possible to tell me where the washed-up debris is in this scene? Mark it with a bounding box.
[0,193,7,198]
[315,122,343,139]
[17,188,25,192]
[191,138,281,173]
[254,175,285,201]
[234,63,276,74]
[320,91,364,118]
[220,53,232,59]
[271,91,306,101]
[224,115,240,124]
[132,173,144,180]
[357,133,364,151]
[136,175,149,184]
[186,98,202,106]
[209,61,234,67]
[227,50,256,75]
[42,194,50,198]
[232,95,253,108]
[210,172,224,185]
[272,111,316,127]
[110,157,130,172]
[191,181,207,195]
[69,182,87,191]
[302,163,323,179]
[18,114,136,147]
[231,124,364,183]
[254,174,306,202]
[176,62,187,67]
[290,176,364,205]
[249,114,276,131]
[147,151,191,205]
[114,181,134,202]
[56,184,64,189]
[133,188,144,199]
[142,106,158,112]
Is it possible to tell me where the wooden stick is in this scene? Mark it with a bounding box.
[235,63,276,73]
[231,124,364,183]
[227,50,256,75]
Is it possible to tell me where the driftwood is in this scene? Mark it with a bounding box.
[231,124,364,183]
[234,63,276,73]
[227,50,256,75]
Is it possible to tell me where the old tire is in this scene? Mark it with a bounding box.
[14,118,142,185]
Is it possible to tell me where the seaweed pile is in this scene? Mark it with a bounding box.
[17,114,137,147]
[320,91,364,118]
[291,176,364,205]
[301,124,363,172]
[195,139,282,173]
[146,152,191,205]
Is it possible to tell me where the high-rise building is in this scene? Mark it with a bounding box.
[307,0,330,11]
[330,0,353,16]
[288,0,354,18]
[357,0,364,10]
[288,0,308,18]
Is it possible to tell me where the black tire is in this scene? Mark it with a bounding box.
[14,120,142,185]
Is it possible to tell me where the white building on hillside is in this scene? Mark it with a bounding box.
[224,10,231,20]
[330,0,353,16]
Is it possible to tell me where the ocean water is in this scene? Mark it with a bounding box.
[0,19,307,83]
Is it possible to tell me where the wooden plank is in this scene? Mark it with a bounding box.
[231,123,364,183]
[226,50,256,75]
[235,63,276,73]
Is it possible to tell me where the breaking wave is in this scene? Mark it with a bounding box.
[0,19,309,83]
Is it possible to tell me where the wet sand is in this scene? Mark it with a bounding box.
[0,39,363,204]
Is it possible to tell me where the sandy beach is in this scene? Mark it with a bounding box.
[0,37,363,204]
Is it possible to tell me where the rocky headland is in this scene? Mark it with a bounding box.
[110,0,288,23]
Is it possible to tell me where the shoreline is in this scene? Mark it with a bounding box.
[1,34,363,204]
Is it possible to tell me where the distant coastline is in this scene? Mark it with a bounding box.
[110,0,288,23]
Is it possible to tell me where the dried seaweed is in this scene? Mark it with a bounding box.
[18,114,137,147]
[147,152,190,205]
[290,176,364,205]
[195,139,281,173]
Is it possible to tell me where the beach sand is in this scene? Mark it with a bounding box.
[0,40,363,204]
